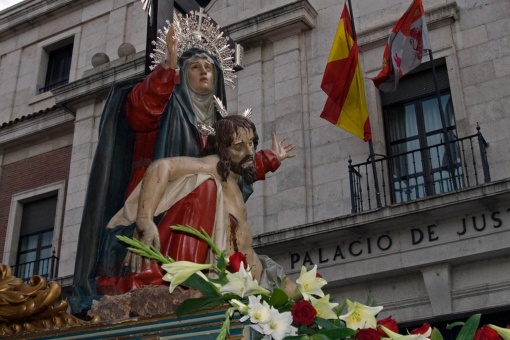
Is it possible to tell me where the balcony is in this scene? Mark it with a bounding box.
[349,126,490,213]
[11,252,59,283]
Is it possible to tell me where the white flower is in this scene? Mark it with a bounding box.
[309,294,339,320]
[229,299,249,315]
[240,295,271,324]
[161,261,213,293]
[339,299,383,329]
[260,308,296,340]
[220,265,270,298]
[488,324,510,340]
[380,324,432,339]
[296,265,327,300]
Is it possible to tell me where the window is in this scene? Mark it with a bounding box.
[39,41,73,93]
[14,195,58,282]
[4,182,65,283]
[382,60,462,203]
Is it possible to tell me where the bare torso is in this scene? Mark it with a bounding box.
[221,176,263,281]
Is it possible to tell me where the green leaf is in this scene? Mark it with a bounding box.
[170,225,222,256]
[282,336,310,340]
[217,255,227,273]
[430,327,444,340]
[182,273,220,298]
[176,296,224,317]
[310,334,332,340]
[269,288,289,308]
[314,317,343,330]
[216,307,234,340]
[456,314,481,340]
[446,321,465,330]
[335,302,346,317]
[316,328,357,339]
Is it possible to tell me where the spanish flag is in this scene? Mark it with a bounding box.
[320,3,371,141]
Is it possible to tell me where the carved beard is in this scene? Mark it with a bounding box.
[230,155,256,185]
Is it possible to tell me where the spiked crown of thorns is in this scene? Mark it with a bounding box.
[198,96,252,136]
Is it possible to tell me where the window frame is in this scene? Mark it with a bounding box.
[3,181,66,268]
[34,28,80,97]
[40,42,74,93]
[381,61,461,203]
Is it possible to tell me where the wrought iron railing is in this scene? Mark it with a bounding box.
[349,126,490,213]
[11,252,59,283]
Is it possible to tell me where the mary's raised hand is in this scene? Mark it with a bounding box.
[163,26,179,69]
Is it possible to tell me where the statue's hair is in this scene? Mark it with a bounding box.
[203,115,259,182]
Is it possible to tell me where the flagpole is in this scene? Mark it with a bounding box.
[427,49,458,191]
[347,0,382,208]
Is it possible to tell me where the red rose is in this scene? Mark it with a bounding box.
[377,316,398,336]
[316,273,323,278]
[356,328,381,340]
[474,326,500,340]
[291,300,317,326]
[228,252,248,272]
[411,323,431,335]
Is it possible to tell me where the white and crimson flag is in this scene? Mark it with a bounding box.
[321,3,371,141]
[372,0,431,92]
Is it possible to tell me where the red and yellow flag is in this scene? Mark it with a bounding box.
[320,3,371,141]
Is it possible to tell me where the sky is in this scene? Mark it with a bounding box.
[0,0,24,12]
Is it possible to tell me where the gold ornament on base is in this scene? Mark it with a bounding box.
[0,264,95,336]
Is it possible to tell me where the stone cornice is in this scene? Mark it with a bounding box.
[0,109,74,151]
[358,1,459,52]
[52,52,146,114]
[222,0,318,47]
[0,0,87,40]
[253,178,510,248]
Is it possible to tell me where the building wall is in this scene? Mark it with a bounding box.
[0,145,72,262]
[208,0,510,232]
[0,0,146,276]
[0,0,145,123]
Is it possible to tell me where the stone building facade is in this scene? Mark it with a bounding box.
[1,0,509,328]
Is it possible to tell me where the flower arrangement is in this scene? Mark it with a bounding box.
[118,226,510,340]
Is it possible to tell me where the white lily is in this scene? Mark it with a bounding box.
[309,294,339,320]
[295,265,327,300]
[161,261,213,293]
[488,324,510,340]
[220,264,270,297]
[339,299,383,329]
[261,308,296,340]
[240,295,271,324]
[380,325,432,339]
[229,299,249,315]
